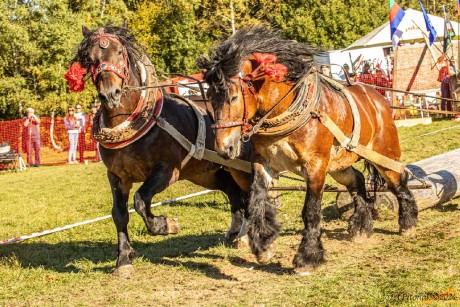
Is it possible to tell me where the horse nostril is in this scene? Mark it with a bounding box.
[228,146,234,154]
[98,93,108,103]
[114,88,122,99]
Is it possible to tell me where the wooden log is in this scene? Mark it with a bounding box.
[336,148,460,220]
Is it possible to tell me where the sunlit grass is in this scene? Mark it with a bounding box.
[0,118,460,305]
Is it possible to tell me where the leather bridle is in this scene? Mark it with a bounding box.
[90,28,130,87]
[210,73,258,137]
[211,64,314,142]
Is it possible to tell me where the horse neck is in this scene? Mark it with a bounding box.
[102,66,142,128]
[256,79,296,118]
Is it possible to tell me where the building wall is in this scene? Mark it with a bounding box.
[393,41,458,99]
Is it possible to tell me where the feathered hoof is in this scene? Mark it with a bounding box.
[233,235,250,249]
[293,265,315,277]
[166,218,180,234]
[113,264,134,278]
[256,243,275,264]
[400,226,416,237]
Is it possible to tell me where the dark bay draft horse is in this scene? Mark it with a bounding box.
[68,25,253,276]
[198,26,418,274]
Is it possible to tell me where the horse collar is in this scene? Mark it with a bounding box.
[92,56,162,149]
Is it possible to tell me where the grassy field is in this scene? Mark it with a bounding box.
[1,118,460,306]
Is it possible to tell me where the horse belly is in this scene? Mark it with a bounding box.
[258,142,303,175]
[327,147,359,172]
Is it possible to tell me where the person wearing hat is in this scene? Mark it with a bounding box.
[339,64,355,80]
[23,107,41,167]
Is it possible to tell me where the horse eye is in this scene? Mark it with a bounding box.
[118,50,123,56]
[230,95,238,104]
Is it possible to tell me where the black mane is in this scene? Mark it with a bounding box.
[72,25,146,76]
[197,25,323,103]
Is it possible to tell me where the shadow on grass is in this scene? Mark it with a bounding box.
[430,202,460,212]
[228,256,293,275]
[0,233,237,280]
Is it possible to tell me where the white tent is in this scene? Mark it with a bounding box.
[345,8,459,50]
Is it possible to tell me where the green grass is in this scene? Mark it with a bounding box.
[1,118,460,305]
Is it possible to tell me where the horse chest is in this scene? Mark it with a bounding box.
[256,141,301,173]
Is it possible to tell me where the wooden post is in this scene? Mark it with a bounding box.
[335,148,460,219]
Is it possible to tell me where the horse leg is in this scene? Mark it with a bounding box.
[375,166,418,235]
[293,163,328,275]
[247,156,280,263]
[108,171,135,276]
[212,168,249,247]
[133,163,180,235]
[330,167,373,241]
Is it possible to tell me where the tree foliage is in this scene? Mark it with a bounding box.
[0,0,453,119]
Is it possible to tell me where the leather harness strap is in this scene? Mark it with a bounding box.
[155,115,252,173]
[318,74,361,149]
[312,111,405,173]
[93,55,161,148]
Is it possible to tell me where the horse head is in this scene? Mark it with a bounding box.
[198,26,319,159]
[70,23,145,128]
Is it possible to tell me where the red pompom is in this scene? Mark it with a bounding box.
[65,62,87,92]
[253,53,277,65]
[253,53,287,82]
[264,63,288,82]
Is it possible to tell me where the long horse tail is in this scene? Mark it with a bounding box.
[364,160,385,199]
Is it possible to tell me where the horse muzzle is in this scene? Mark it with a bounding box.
[214,131,242,160]
[98,88,123,109]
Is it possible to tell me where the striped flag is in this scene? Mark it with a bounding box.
[418,0,437,46]
[458,0,460,16]
[443,5,455,53]
[389,0,405,48]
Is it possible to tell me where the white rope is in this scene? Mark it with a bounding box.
[415,124,460,138]
[0,189,215,245]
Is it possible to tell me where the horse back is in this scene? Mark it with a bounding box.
[329,82,401,159]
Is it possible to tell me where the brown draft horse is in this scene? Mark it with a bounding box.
[198,26,418,274]
[69,24,253,276]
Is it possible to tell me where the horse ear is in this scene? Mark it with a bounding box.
[122,19,128,28]
[82,25,91,37]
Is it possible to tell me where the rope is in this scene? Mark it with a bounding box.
[0,190,215,245]
[415,125,460,138]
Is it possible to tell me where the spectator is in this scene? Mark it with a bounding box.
[361,63,372,74]
[358,63,375,85]
[320,64,332,77]
[437,60,452,113]
[74,103,86,163]
[64,107,80,164]
[339,64,355,81]
[87,106,101,162]
[374,69,389,96]
[23,107,41,167]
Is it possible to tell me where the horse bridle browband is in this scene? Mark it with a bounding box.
[90,28,130,87]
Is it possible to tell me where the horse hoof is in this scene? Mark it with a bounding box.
[400,226,416,237]
[350,233,369,243]
[294,266,315,276]
[233,235,250,249]
[113,264,134,278]
[256,243,275,264]
[166,218,180,234]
